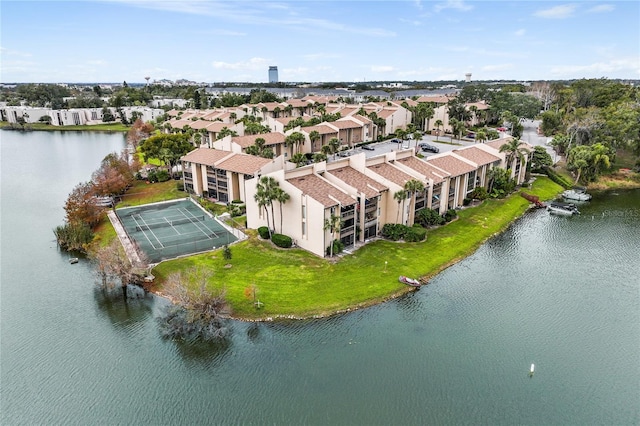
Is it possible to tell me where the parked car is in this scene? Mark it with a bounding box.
[420,143,439,153]
[390,138,400,144]
[466,132,475,139]
[362,144,375,151]
[337,150,352,157]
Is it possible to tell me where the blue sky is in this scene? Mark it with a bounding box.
[1,0,638,83]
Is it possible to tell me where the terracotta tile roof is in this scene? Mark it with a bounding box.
[328,166,388,198]
[376,109,396,119]
[216,153,272,175]
[287,174,355,208]
[181,148,231,166]
[203,122,232,132]
[284,99,313,108]
[465,101,490,110]
[426,153,477,177]
[331,119,361,129]
[484,137,514,151]
[336,107,358,117]
[274,116,298,125]
[416,95,454,103]
[232,132,286,148]
[258,102,287,111]
[168,119,193,129]
[397,156,449,184]
[453,146,501,166]
[189,119,216,130]
[367,162,416,187]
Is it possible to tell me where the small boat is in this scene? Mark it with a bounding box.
[562,187,592,201]
[69,257,79,264]
[548,201,580,216]
[399,275,421,287]
[529,363,535,377]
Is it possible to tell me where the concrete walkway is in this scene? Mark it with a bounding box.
[107,210,144,267]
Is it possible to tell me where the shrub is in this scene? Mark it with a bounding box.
[405,225,427,242]
[543,166,572,189]
[415,209,445,227]
[381,223,408,241]
[271,233,292,248]
[156,169,170,182]
[176,180,184,191]
[227,202,246,217]
[469,187,488,200]
[147,169,157,183]
[326,239,344,255]
[257,226,271,239]
[53,222,94,252]
[463,197,472,206]
[443,209,457,222]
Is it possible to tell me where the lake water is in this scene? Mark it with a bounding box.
[1,130,639,425]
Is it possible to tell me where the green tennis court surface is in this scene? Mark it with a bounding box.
[116,198,237,263]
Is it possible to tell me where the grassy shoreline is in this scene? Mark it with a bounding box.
[0,121,129,132]
[150,177,564,321]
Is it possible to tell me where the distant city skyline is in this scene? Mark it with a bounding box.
[1,0,638,84]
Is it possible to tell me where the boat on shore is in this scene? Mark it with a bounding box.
[399,276,421,287]
[548,201,580,216]
[562,187,592,201]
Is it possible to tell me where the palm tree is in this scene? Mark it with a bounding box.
[323,213,342,257]
[328,137,340,159]
[393,189,408,224]
[274,187,290,233]
[404,179,425,224]
[254,176,279,235]
[434,119,443,141]
[321,144,332,158]
[309,130,320,152]
[291,153,307,168]
[412,131,422,148]
[313,152,327,163]
[285,132,305,155]
[590,143,610,178]
[499,139,528,170]
[475,128,488,144]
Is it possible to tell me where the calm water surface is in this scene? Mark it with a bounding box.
[1,130,639,425]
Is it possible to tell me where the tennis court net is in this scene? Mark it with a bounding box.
[135,216,204,232]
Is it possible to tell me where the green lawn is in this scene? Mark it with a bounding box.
[152,177,563,320]
[0,121,129,132]
[116,180,186,208]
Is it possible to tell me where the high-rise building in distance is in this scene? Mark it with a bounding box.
[268,66,278,83]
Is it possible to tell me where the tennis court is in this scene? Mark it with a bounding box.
[116,198,238,263]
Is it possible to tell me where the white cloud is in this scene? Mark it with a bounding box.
[534,4,577,19]
[399,18,422,26]
[415,0,423,10]
[0,47,33,57]
[212,57,270,71]
[110,0,395,37]
[514,29,526,37]
[549,57,640,77]
[587,4,615,13]
[434,0,473,13]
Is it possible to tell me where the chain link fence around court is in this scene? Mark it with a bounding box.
[116,198,241,263]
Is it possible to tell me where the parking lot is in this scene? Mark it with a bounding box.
[330,134,479,162]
